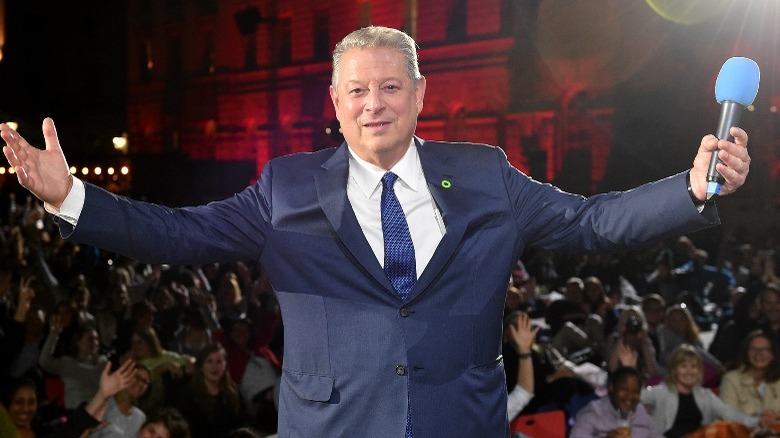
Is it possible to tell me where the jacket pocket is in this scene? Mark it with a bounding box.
[284,371,335,402]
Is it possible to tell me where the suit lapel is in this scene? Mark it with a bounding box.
[314,144,397,296]
[411,138,470,300]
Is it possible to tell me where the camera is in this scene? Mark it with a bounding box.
[625,316,643,334]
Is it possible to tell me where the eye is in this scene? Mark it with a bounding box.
[349,87,365,95]
[385,84,399,91]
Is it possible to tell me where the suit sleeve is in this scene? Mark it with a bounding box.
[57,161,275,265]
[497,147,719,253]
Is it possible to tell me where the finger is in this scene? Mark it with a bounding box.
[729,126,748,147]
[119,358,136,376]
[42,118,64,154]
[102,361,113,378]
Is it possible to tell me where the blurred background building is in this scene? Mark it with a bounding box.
[0,0,778,238]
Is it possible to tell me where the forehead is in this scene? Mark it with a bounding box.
[677,358,700,367]
[13,387,36,400]
[612,374,640,389]
[338,47,408,83]
[750,336,771,347]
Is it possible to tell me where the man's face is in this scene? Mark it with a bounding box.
[330,47,426,169]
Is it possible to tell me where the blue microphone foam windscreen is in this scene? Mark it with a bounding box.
[715,57,760,106]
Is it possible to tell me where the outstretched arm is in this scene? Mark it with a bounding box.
[689,127,750,201]
[1,118,73,210]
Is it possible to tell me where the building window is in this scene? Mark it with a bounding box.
[314,10,330,61]
[277,17,292,65]
[447,0,468,42]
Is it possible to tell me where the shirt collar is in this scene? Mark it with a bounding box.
[347,140,421,198]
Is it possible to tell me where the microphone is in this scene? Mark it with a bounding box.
[706,57,760,200]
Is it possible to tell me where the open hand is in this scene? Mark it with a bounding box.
[1,118,73,210]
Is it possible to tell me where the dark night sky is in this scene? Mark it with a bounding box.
[0,1,127,158]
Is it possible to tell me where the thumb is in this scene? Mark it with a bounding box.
[102,361,113,377]
[42,118,64,153]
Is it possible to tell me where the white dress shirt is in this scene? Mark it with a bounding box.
[346,141,445,278]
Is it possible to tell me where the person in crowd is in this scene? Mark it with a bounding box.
[657,304,723,384]
[503,308,595,419]
[1,276,37,387]
[47,300,77,358]
[641,294,666,363]
[10,307,46,380]
[92,363,152,438]
[606,306,659,382]
[170,309,213,358]
[709,286,762,365]
[221,316,280,432]
[95,282,132,352]
[128,326,194,413]
[1,24,752,435]
[719,330,780,421]
[67,283,96,328]
[644,250,682,306]
[570,366,662,438]
[38,316,106,411]
[641,344,765,437]
[174,343,245,438]
[505,311,539,420]
[138,407,191,438]
[1,378,37,438]
[1,358,136,438]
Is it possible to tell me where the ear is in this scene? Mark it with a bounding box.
[329,85,340,115]
[415,76,427,115]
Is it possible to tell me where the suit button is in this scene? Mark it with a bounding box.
[400,307,411,317]
[396,365,406,376]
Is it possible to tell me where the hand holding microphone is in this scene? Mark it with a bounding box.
[704,57,760,201]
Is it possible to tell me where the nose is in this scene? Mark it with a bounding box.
[364,88,385,114]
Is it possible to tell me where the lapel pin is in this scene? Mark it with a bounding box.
[441,180,452,189]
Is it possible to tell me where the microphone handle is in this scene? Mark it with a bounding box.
[707,100,743,184]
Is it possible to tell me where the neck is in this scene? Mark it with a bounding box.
[205,379,220,396]
[675,382,694,394]
[115,392,133,413]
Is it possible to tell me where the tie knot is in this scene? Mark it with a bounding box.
[382,172,398,189]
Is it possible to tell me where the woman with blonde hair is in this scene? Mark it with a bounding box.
[641,344,763,437]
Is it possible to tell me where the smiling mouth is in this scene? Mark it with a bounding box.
[364,121,390,128]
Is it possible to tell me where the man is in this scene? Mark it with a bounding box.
[2,26,751,436]
[570,366,662,438]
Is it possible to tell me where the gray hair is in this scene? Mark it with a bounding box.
[331,26,421,89]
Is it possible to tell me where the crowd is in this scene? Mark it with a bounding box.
[0,193,280,437]
[503,227,780,436]
[2,188,780,437]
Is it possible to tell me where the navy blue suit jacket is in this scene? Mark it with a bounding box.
[60,138,718,436]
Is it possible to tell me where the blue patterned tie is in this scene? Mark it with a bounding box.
[381,172,416,300]
[380,171,416,438]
